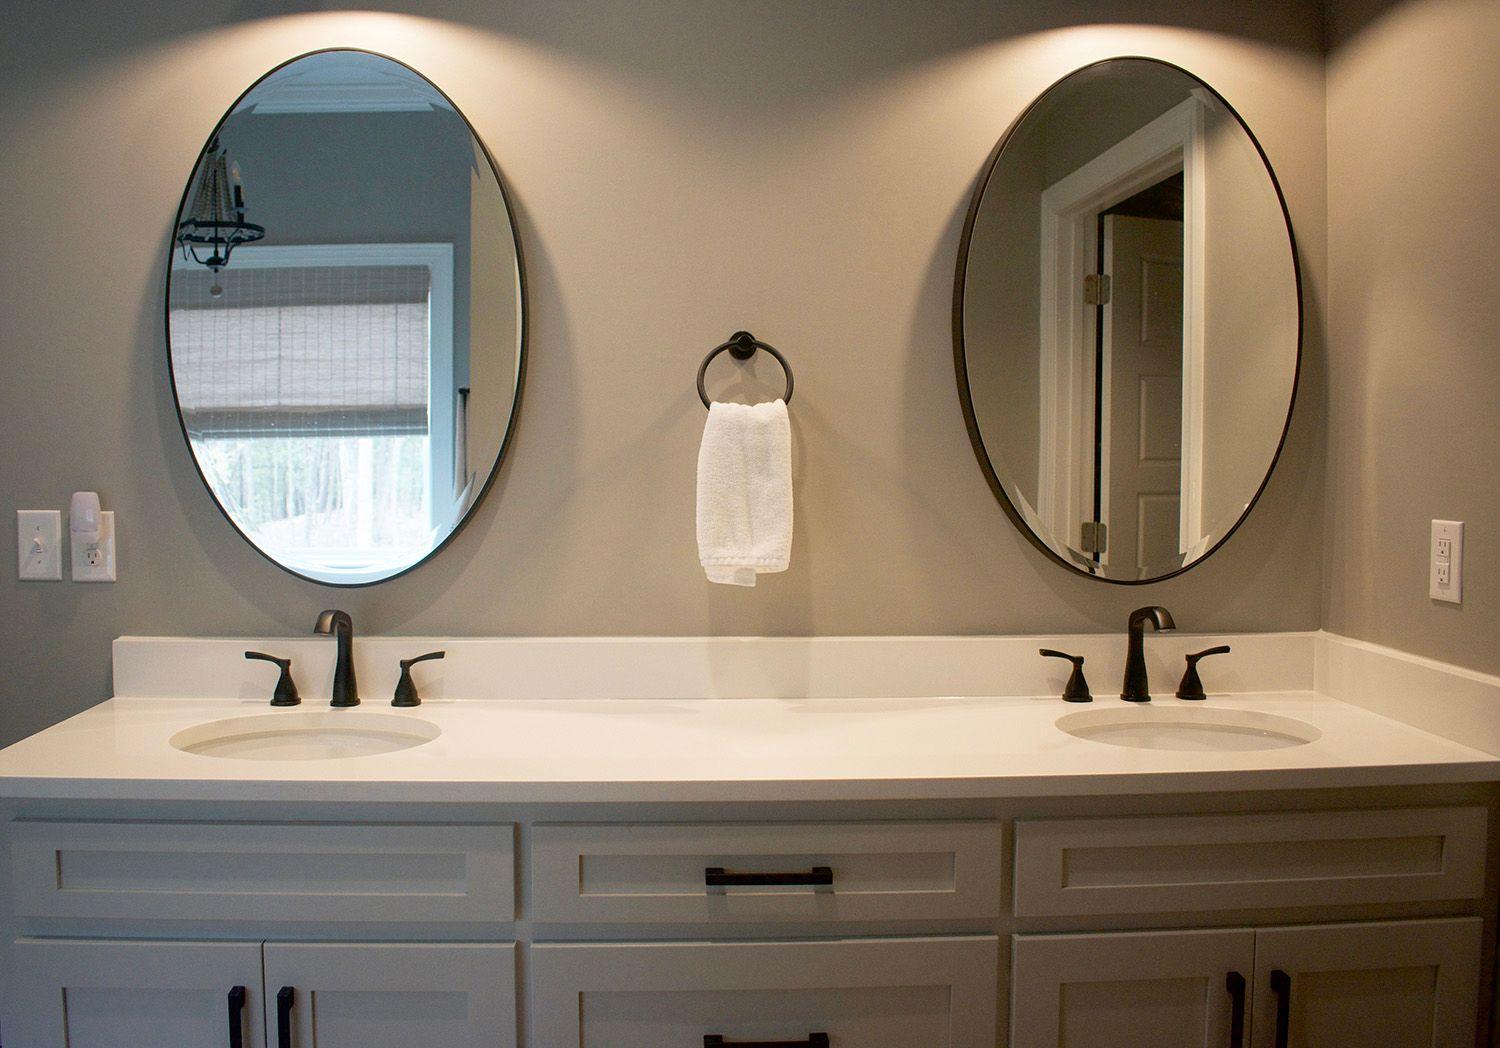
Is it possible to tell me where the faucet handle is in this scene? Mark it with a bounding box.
[244,651,300,707]
[1039,649,1092,703]
[393,651,446,708]
[1176,645,1232,700]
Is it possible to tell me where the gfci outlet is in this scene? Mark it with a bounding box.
[70,511,116,583]
[1430,520,1463,604]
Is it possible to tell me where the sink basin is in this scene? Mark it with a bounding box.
[170,711,441,761]
[1055,706,1320,752]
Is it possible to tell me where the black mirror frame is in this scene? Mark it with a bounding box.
[952,55,1304,585]
[163,47,528,588]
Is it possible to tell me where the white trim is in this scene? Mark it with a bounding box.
[1037,97,1209,558]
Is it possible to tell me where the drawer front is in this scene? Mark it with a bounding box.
[530,937,998,1048]
[531,821,1004,923]
[11,820,514,925]
[1014,806,1487,917]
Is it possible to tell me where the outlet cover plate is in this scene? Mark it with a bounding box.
[71,511,116,582]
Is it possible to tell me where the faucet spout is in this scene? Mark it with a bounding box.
[1122,605,1175,702]
[314,609,359,707]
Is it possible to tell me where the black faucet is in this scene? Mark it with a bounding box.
[1122,605,1176,702]
[314,609,359,707]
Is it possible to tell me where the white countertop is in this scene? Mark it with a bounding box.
[0,691,1494,804]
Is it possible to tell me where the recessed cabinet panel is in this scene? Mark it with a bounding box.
[532,821,1004,924]
[1014,807,1487,917]
[263,942,516,1048]
[530,937,998,1048]
[1250,919,1480,1048]
[1012,928,1255,1048]
[5,938,266,1048]
[11,820,515,926]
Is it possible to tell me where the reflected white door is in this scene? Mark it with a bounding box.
[1104,214,1185,572]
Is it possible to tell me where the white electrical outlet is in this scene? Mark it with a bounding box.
[17,510,62,580]
[1430,520,1463,604]
[70,510,116,583]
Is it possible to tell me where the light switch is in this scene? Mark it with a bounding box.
[1430,520,1463,604]
[17,510,62,580]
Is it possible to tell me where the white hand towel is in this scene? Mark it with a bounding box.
[696,399,793,586]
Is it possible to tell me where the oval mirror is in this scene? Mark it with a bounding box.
[955,58,1300,583]
[167,50,525,586]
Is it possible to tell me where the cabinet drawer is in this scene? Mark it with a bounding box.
[11,820,514,925]
[530,937,998,1047]
[531,821,1003,923]
[1014,806,1486,917]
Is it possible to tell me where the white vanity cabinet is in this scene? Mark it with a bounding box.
[1011,918,1481,1048]
[531,937,999,1047]
[262,942,516,1048]
[8,939,267,1048]
[6,939,516,1048]
[1009,807,1492,1048]
[0,794,1494,1048]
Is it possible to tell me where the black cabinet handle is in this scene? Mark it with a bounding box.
[705,866,833,888]
[226,986,246,1048]
[1270,969,1292,1048]
[704,1035,830,1048]
[1226,972,1246,1048]
[276,985,295,1048]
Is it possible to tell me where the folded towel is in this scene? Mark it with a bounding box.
[696,399,792,586]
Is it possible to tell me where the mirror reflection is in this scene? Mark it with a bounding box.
[168,50,523,585]
[957,58,1299,582]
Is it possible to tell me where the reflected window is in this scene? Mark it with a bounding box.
[170,245,453,580]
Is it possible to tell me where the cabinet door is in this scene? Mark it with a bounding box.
[261,942,515,1048]
[1012,929,1255,1048]
[5,938,265,1048]
[1250,918,1481,1048]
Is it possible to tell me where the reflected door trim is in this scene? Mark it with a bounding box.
[1037,93,1209,559]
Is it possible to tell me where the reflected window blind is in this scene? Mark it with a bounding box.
[170,264,431,438]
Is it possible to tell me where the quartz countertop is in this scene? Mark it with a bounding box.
[0,691,1494,804]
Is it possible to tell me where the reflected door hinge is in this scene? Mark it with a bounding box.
[1080,520,1108,554]
[1083,273,1112,306]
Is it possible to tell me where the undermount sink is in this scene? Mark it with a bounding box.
[1056,705,1320,752]
[170,711,441,761]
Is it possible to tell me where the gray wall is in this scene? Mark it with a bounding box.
[1323,0,1500,673]
[0,0,1329,746]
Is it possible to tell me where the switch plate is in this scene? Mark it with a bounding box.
[1430,519,1464,604]
[71,511,116,582]
[17,510,62,580]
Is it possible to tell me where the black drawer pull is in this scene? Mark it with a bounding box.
[1270,969,1292,1048]
[705,866,833,888]
[226,985,246,1048]
[276,986,295,1048]
[704,1035,830,1048]
[1226,971,1246,1048]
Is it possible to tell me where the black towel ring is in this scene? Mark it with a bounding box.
[697,331,794,409]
